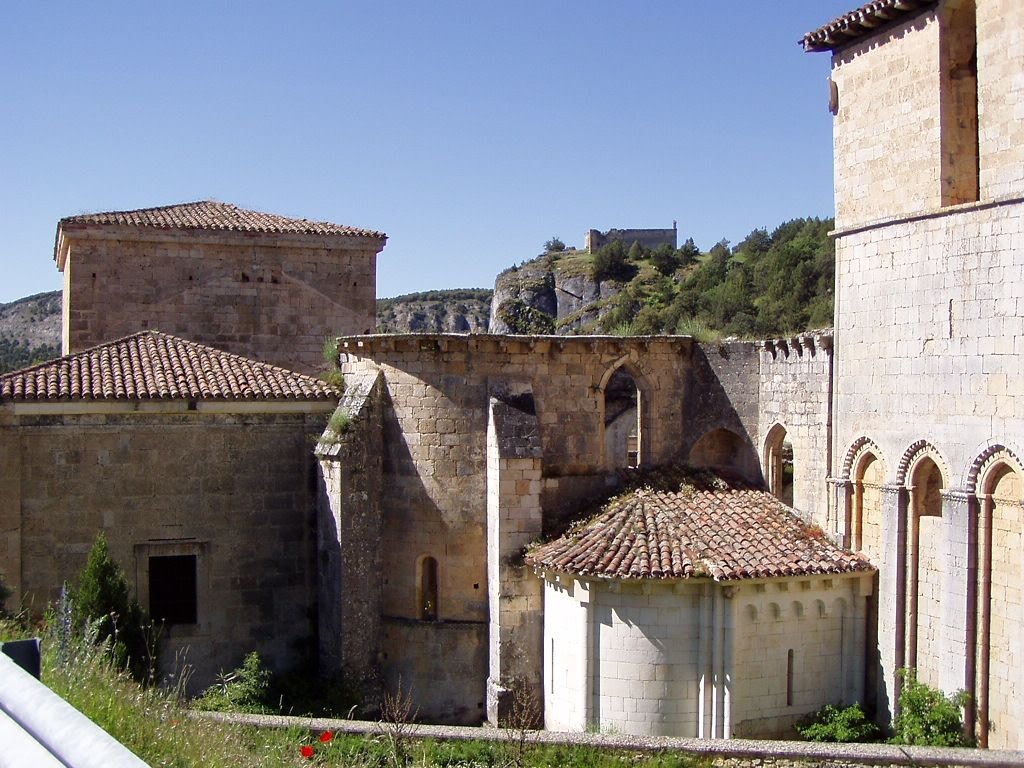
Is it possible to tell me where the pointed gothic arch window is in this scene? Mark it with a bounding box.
[603,366,641,469]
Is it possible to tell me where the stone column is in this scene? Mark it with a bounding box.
[485,382,544,726]
[939,489,976,699]
[315,370,384,693]
[828,477,853,546]
[876,483,908,723]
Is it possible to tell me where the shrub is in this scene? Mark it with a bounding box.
[73,533,154,682]
[650,243,679,276]
[591,241,636,283]
[891,668,971,746]
[197,651,273,714]
[319,369,345,390]
[543,236,566,253]
[796,703,880,743]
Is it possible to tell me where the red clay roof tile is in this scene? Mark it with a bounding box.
[58,200,385,239]
[801,0,938,52]
[527,467,872,582]
[0,331,341,402]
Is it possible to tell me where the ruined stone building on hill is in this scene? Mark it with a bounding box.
[0,0,1022,747]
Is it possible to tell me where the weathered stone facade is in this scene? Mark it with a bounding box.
[0,401,333,689]
[806,0,1024,748]
[56,202,385,375]
[0,0,1020,749]
[584,226,677,254]
[315,333,837,728]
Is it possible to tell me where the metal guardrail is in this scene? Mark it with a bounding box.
[0,647,149,768]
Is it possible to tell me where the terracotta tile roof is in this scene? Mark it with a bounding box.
[0,331,341,402]
[58,200,385,239]
[801,0,938,52]
[526,467,872,582]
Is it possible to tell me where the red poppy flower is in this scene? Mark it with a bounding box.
[300,744,314,759]
[319,731,333,743]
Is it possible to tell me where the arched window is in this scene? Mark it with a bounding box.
[852,452,884,559]
[976,460,1023,748]
[764,425,794,506]
[604,367,641,469]
[418,556,438,621]
[907,455,944,686]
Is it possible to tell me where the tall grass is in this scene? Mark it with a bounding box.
[0,612,709,767]
[0,615,303,767]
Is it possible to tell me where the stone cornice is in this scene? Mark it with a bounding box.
[336,333,696,360]
[830,194,1024,241]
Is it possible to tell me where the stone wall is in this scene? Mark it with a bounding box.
[316,371,385,692]
[585,227,677,253]
[832,201,1023,496]
[830,199,1024,745]
[331,333,783,724]
[823,1,1024,744]
[541,572,870,740]
[59,229,381,374]
[830,10,942,228]
[685,342,762,484]
[977,0,1024,201]
[0,403,331,690]
[730,575,868,738]
[758,334,833,524]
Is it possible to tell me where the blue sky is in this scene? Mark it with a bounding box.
[0,1,854,304]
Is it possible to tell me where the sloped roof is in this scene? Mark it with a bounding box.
[801,0,938,52]
[58,200,385,239]
[0,331,340,402]
[527,468,872,582]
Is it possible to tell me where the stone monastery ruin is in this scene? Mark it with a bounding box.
[1,0,1022,747]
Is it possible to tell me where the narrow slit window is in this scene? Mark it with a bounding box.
[786,649,794,706]
[419,556,438,621]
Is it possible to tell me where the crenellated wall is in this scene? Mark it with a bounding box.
[758,334,834,525]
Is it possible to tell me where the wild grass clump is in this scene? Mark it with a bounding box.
[296,733,709,767]
[1,606,303,767]
[195,651,362,718]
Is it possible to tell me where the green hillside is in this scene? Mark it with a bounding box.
[540,217,835,339]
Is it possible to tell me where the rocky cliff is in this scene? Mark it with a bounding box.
[0,291,61,372]
[490,251,620,335]
[376,289,491,334]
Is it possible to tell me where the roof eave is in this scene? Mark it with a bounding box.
[53,221,386,254]
[800,0,939,54]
